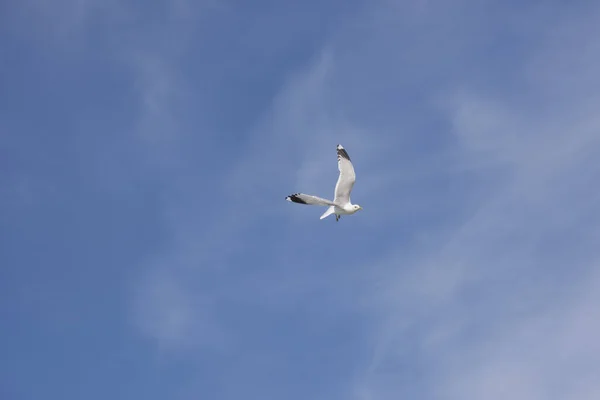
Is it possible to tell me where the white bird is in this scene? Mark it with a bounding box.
[286,144,363,221]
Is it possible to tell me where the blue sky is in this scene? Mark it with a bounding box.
[2,0,600,399]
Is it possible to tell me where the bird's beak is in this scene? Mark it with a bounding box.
[359,206,363,210]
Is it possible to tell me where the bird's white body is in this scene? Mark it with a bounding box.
[285,144,362,221]
[336,204,360,214]
[320,203,360,220]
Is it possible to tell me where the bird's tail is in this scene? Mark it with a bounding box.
[320,206,335,220]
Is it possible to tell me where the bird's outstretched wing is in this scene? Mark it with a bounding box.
[286,193,335,206]
[333,144,356,205]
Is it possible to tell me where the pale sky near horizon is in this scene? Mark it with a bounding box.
[2,1,600,399]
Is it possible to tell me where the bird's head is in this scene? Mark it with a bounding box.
[353,204,363,212]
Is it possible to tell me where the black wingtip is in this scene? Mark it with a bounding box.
[337,146,351,161]
[286,193,307,204]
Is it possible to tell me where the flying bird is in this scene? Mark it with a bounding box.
[286,144,362,221]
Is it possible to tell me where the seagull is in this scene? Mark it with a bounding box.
[286,144,362,221]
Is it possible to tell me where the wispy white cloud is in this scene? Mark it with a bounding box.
[353,2,600,398]
[441,269,600,399]
[127,48,338,352]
